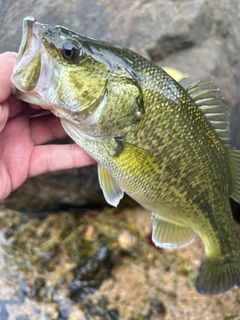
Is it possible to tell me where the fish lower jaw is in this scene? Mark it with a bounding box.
[11,86,41,105]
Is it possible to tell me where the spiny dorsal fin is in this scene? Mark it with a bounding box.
[186,81,230,143]
[186,80,212,94]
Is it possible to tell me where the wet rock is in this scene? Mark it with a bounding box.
[32,277,47,301]
[69,247,113,301]
[150,298,167,317]
[80,296,119,320]
[0,208,119,318]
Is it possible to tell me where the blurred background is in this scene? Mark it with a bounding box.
[1,0,240,319]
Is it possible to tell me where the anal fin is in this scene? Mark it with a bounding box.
[151,213,195,248]
[98,164,124,207]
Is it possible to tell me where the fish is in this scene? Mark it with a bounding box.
[11,17,240,295]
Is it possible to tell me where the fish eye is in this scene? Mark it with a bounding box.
[61,40,82,61]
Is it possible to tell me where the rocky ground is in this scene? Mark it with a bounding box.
[1,0,240,319]
[0,206,240,320]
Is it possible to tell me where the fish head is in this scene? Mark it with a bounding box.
[12,17,143,139]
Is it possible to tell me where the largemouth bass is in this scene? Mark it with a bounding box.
[11,17,240,295]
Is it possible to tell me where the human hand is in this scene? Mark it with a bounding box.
[0,52,96,201]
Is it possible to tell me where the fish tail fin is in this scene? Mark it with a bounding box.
[196,255,240,295]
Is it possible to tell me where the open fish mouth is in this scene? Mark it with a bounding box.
[11,17,55,107]
[12,17,44,92]
[14,17,38,71]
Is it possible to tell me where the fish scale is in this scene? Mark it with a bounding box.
[11,17,240,295]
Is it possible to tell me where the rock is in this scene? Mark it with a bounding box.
[2,165,106,212]
[1,206,240,319]
[69,247,113,302]
[118,230,137,251]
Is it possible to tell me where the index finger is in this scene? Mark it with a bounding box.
[0,52,17,103]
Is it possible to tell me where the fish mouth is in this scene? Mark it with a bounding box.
[12,17,44,93]
[15,17,37,71]
[11,17,55,108]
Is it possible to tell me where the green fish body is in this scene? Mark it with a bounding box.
[11,17,240,295]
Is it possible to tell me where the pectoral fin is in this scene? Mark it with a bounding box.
[111,139,159,176]
[152,213,195,248]
[98,164,124,207]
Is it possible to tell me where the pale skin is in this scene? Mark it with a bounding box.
[0,52,96,201]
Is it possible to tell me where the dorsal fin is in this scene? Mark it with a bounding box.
[185,81,230,143]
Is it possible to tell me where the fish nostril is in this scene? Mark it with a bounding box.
[42,29,51,37]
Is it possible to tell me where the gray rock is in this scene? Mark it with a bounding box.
[2,165,107,212]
